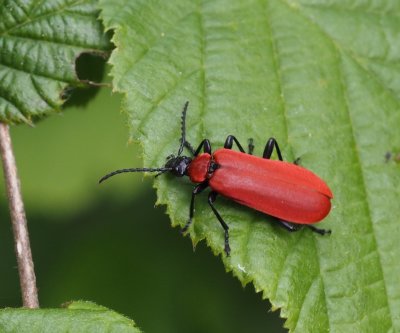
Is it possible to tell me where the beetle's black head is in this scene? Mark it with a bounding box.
[164,155,192,177]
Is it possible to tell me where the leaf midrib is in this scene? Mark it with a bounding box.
[284,0,395,329]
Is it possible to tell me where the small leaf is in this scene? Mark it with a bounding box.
[100,1,400,332]
[0,0,111,124]
[0,301,142,333]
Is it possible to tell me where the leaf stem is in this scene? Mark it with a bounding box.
[0,123,39,308]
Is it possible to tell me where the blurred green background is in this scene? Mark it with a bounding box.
[0,80,286,332]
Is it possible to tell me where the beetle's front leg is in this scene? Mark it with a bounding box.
[193,139,212,156]
[208,191,231,256]
[181,181,209,234]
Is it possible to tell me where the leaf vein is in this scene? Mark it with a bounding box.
[263,2,331,328]
[300,2,400,19]
[292,274,320,332]
[30,75,58,109]
[197,0,206,138]
[117,10,197,88]
[0,62,72,85]
[4,33,106,50]
[272,234,303,300]
[276,4,398,327]
[263,0,289,142]
[0,95,26,122]
[284,1,400,106]
[334,42,395,331]
[0,0,88,35]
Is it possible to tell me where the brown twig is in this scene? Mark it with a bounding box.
[0,123,39,308]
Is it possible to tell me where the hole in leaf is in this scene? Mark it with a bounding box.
[64,52,110,107]
[75,52,108,84]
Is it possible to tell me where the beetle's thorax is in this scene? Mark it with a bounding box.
[187,153,219,183]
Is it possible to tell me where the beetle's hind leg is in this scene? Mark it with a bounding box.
[307,224,331,235]
[208,191,231,256]
[277,220,331,235]
[277,220,302,232]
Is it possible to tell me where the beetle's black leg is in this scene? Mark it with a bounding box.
[293,157,301,165]
[208,191,231,256]
[181,181,209,234]
[306,225,332,235]
[277,220,331,235]
[224,135,245,153]
[248,138,254,155]
[192,139,212,156]
[263,138,283,161]
[277,220,303,232]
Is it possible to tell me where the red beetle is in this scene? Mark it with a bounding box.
[100,102,333,255]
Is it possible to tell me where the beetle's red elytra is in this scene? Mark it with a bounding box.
[190,149,332,224]
[100,102,333,256]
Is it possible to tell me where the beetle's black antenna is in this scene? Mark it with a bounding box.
[177,101,189,156]
[99,167,173,183]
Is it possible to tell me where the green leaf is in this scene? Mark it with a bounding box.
[0,0,111,124]
[0,301,142,332]
[100,1,400,332]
